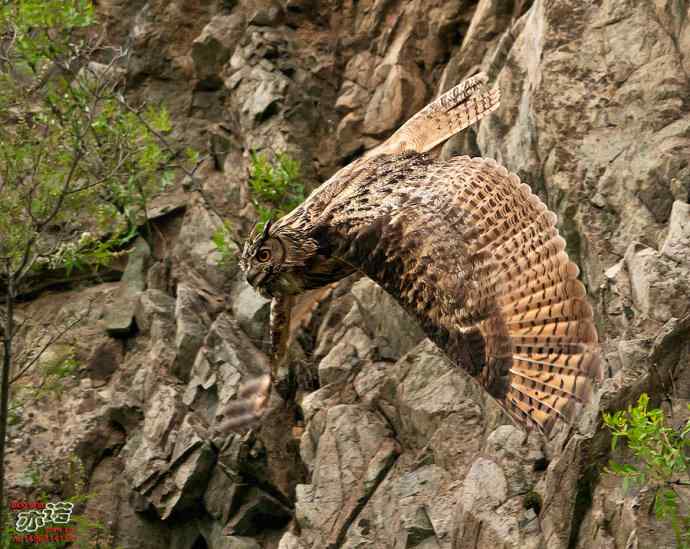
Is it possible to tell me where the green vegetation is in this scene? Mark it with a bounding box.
[0,0,175,276]
[603,393,690,548]
[211,151,305,263]
[248,151,305,228]
[0,0,187,531]
[211,219,240,268]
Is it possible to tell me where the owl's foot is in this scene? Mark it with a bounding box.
[214,374,272,432]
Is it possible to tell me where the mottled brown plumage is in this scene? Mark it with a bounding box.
[231,72,602,434]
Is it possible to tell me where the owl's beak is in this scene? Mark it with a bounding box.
[245,267,267,289]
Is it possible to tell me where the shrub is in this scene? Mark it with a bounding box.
[211,151,305,263]
[603,393,690,548]
[248,151,305,227]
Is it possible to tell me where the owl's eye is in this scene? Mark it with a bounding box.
[256,248,272,262]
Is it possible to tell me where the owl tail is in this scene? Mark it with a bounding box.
[376,72,500,156]
[471,163,603,434]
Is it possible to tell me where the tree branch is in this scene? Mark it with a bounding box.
[9,299,93,385]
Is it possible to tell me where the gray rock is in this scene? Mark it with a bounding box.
[353,361,389,405]
[349,278,425,361]
[661,200,690,264]
[204,462,241,523]
[127,413,214,521]
[208,124,235,171]
[104,237,151,336]
[192,13,245,89]
[241,71,288,122]
[452,457,543,549]
[85,338,123,383]
[173,284,210,381]
[278,532,306,549]
[602,258,635,336]
[173,204,236,291]
[294,405,398,547]
[134,289,175,335]
[218,536,262,549]
[82,455,172,549]
[149,441,216,520]
[125,383,182,490]
[401,507,439,549]
[483,426,543,498]
[625,242,690,323]
[231,280,270,346]
[345,464,454,549]
[362,64,426,136]
[224,487,291,535]
[317,325,371,386]
[378,340,496,468]
[247,1,283,27]
[146,259,171,293]
[184,312,270,428]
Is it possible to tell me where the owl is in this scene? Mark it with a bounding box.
[229,73,602,434]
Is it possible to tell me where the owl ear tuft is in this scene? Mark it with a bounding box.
[261,218,273,241]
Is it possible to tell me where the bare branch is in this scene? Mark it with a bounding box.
[112,94,228,225]
[9,298,93,385]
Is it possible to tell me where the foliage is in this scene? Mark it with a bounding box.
[248,151,305,229]
[0,0,175,281]
[0,0,185,535]
[211,151,305,262]
[603,393,690,548]
[211,219,239,268]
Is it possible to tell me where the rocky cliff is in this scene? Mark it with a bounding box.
[5,0,690,548]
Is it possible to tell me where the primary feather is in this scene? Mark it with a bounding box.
[234,72,602,434]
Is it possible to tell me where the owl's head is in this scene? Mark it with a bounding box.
[240,218,318,298]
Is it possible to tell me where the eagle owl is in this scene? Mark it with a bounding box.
[231,73,602,434]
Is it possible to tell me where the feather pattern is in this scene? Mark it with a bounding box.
[235,73,602,434]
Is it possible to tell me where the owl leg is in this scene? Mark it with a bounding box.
[214,374,272,432]
[212,295,296,432]
[270,294,297,401]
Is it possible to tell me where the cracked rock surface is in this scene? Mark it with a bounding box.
[5,0,689,548]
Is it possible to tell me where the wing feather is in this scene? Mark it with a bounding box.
[314,155,602,433]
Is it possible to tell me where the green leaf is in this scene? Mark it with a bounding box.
[603,393,690,544]
[247,150,305,225]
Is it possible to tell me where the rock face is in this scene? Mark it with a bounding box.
[5,1,689,549]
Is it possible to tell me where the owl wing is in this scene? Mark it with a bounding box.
[316,155,602,433]
[375,72,500,155]
[282,73,500,230]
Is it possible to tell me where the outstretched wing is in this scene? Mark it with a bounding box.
[376,72,500,155]
[226,74,500,431]
[314,154,602,433]
[278,73,500,231]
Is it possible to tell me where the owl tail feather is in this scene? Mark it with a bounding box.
[376,72,500,156]
[471,160,603,434]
